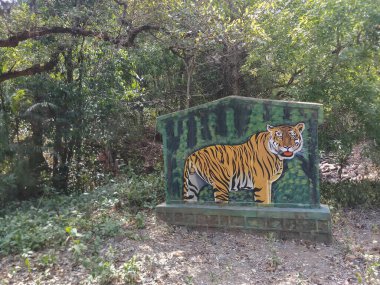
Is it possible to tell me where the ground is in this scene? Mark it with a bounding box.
[0,208,379,285]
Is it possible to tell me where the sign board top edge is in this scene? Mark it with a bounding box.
[157,96,323,124]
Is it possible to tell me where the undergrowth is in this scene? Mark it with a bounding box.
[2,176,378,256]
[320,180,380,209]
[0,170,164,284]
[1,170,379,283]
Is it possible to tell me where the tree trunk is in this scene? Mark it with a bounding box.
[221,43,244,97]
[52,48,74,193]
[74,41,85,190]
[185,56,195,109]
[231,45,240,96]
[0,84,10,140]
[28,120,47,196]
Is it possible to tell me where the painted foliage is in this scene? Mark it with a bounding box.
[157,96,323,208]
[183,123,305,204]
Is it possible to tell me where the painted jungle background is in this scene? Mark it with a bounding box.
[0,0,379,284]
[157,98,321,206]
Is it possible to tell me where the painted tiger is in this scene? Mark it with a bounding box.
[183,123,305,204]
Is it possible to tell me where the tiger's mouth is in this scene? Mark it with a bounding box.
[280,151,293,157]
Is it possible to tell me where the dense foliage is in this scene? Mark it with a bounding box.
[0,0,379,203]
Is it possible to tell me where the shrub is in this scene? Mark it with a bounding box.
[320,180,380,209]
[120,171,165,213]
[0,170,165,255]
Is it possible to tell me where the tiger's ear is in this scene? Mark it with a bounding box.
[295,122,305,133]
[267,124,274,132]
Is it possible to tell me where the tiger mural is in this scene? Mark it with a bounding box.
[183,123,305,204]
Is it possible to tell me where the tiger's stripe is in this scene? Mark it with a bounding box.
[183,123,304,204]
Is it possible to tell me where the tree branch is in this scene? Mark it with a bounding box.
[125,25,160,47]
[0,24,160,82]
[169,46,185,59]
[0,25,160,48]
[272,68,304,89]
[0,53,60,83]
[0,27,103,47]
[287,68,304,86]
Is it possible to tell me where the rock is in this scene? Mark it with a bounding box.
[321,163,339,173]
[368,173,378,180]
[345,254,356,262]
[329,165,338,171]
[357,164,366,174]
[311,276,323,284]
[355,223,365,229]
[341,173,350,177]
[321,164,329,172]
[371,246,380,253]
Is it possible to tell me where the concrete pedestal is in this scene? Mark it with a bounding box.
[156,203,332,243]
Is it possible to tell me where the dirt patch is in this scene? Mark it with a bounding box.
[0,209,379,285]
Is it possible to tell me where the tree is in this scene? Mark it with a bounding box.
[0,0,163,197]
[241,0,380,155]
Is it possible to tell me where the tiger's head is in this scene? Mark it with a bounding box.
[267,123,305,160]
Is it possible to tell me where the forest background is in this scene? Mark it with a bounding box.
[0,0,379,204]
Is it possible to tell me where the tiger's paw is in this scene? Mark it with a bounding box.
[183,194,198,202]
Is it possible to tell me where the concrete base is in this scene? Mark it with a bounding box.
[156,203,332,243]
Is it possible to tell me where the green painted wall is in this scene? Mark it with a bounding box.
[157,96,323,208]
